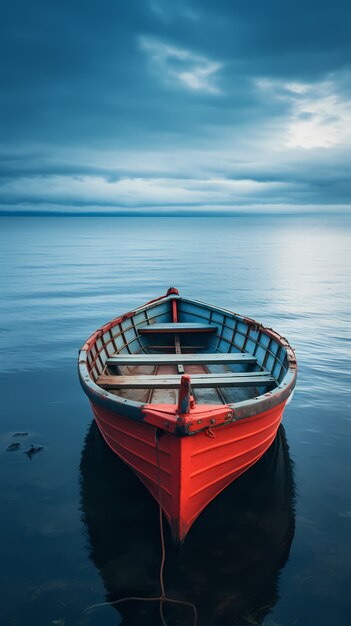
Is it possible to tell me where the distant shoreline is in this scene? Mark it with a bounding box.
[1,210,350,218]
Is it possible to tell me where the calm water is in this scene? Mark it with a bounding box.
[0,216,350,626]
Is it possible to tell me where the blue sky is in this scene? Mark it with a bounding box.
[1,0,351,214]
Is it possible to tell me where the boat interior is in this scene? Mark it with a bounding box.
[87,297,289,407]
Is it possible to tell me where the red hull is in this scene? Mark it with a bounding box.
[91,400,286,542]
[79,289,297,542]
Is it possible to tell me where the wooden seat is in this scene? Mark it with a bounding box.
[97,371,274,389]
[147,345,206,351]
[138,323,217,334]
[107,353,257,366]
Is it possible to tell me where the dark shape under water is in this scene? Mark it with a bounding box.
[80,422,295,626]
[25,445,44,460]
[7,442,21,451]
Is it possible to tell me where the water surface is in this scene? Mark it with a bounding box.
[0,216,350,625]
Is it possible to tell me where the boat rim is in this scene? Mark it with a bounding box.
[78,292,297,429]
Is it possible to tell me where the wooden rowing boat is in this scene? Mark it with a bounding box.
[78,288,297,542]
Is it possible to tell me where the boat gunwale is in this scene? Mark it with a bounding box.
[78,292,297,432]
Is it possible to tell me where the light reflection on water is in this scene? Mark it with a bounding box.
[0,215,350,625]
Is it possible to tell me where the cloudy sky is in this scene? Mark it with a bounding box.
[1,0,351,214]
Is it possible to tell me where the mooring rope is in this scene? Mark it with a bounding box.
[84,428,197,626]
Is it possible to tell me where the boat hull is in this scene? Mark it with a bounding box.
[91,399,286,542]
[79,290,297,542]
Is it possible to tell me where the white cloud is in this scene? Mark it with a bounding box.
[0,173,291,208]
[257,77,351,149]
[150,2,200,23]
[139,37,222,94]
[284,82,310,95]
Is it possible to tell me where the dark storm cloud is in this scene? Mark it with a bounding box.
[0,0,350,212]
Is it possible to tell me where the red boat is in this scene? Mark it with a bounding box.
[78,288,297,542]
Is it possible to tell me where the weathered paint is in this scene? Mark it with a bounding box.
[177,374,191,414]
[172,298,178,323]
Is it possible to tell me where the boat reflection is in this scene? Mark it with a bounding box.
[80,423,295,625]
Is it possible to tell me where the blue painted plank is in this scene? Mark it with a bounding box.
[138,323,218,333]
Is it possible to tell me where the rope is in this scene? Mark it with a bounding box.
[83,428,197,626]
[155,429,167,625]
[205,426,215,438]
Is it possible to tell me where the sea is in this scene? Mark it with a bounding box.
[0,215,350,626]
